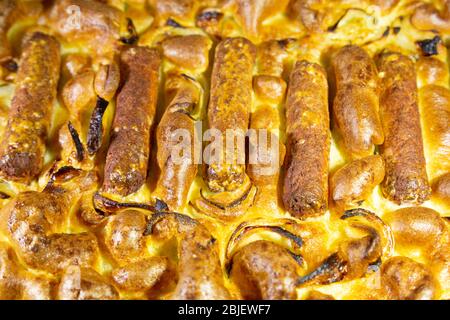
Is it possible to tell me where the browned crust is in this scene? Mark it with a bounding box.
[332,45,384,159]
[283,60,330,218]
[0,32,60,183]
[156,74,199,210]
[102,46,160,196]
[378,52,430,204]
[206,37,256,192]
[230,240,299,300]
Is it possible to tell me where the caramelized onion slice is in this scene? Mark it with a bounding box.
[93,192,155,214]
[87,96,109,155]
[226,220,303,260]
[67,121,85,162]
[297,253,348,286]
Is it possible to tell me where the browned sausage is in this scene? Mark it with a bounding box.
[381,256,437,300]
[230,240,299,300]
[330,155,385,211]
[332,45,384,159]
[0,32,60,183]
[102,46,160,196]
[283,60,330,218]
[155,74,200,210]
[378,52,430,204]
[205,37,256,193]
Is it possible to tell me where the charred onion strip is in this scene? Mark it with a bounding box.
[87,96,109,155]
[417,36,441,56]
[166,18,183,28]
[67,121,84,161]
[119,18,138,45]
[0,191,11,199]
[93,192,155,214]
[193,184,257,219]
[296,253,348,286]
[44,166,82,192]
[1,58,17,72]
[341,208,394,257]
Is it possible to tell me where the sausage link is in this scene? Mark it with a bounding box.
[378,52,430,204]
[102,46,160,196]
[0,32,60,183]
[206,37,256,193]
[332,45,383,159]
[283,60,330,218]
[155,74,200,210]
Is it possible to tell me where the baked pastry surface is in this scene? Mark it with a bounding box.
[0,0,449,300]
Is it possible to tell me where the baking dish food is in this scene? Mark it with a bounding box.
[0,0,449,300]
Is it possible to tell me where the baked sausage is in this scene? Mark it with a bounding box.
[330,155,385,211]
[205,37,256,193]
[0,32,60,183]
[378,52,430,204]
[332,45,384,159]
[283,60,330,218]
[102,46,160,196]
[155,74,200,210]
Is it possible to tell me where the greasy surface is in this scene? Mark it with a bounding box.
[283,61,330,218]
[0,32,60,182]
[378,52,431,205]
[102,46,160,196]
[0,0,449,301]
[332,45,384,159]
